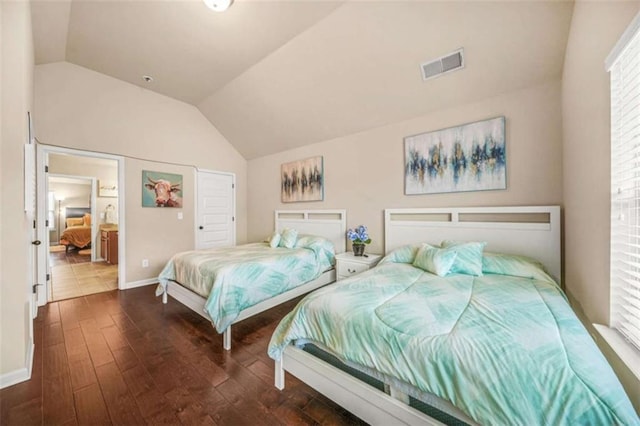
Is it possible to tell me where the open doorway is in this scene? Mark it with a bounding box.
[47,174,116,300]
[37,148,123,303]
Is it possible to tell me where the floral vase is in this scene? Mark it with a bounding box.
[353,243,365,257]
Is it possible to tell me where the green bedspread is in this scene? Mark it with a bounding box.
[268,260,639,425]
[158,236,334,333]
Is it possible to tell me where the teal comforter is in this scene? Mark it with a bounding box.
[268,260,639,425]
[158,236,334,333]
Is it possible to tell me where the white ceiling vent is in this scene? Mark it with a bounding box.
[420,48,464,81]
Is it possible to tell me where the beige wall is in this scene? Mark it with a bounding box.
[34,62,248,284]
[1,0,34,376]
[125,158,196,282]
[49,181,91,210]
[248,80,563,253]
[562,0,640,409]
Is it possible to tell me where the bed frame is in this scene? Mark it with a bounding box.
[275,205,561,425]
[163,209,346,350]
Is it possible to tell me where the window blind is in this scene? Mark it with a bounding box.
[610,19,640,351]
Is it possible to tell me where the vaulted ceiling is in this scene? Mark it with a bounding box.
[31,0,574,160]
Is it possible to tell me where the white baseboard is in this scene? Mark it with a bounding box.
[122,278,158,290]
[0,339,34,389]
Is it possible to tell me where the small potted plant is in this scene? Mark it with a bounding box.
[346,225,371,256]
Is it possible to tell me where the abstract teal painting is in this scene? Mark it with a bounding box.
[404,116,506,195]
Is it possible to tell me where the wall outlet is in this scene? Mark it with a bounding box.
[142,259,149,268]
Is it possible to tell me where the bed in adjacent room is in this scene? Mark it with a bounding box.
[157,209,346,350]
[269,206,639,426]
[59,207,92,253]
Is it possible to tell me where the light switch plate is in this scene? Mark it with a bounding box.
[177,212,183,220]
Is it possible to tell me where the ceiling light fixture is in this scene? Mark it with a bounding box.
[203,0,233,12]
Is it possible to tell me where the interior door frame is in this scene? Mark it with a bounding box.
[36,144,126,306]
[47,174,98,261]
[195,168,236,250]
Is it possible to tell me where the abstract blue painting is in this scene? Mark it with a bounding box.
[404,116,506,195]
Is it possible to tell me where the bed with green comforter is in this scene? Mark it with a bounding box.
[157,235,335,333]
[268,247,639,425]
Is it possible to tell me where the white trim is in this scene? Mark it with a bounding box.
[605,10,640,70]
[0,339,34,389]
[123,278,158,290]
[195,167,236,177]
[47,173,97,260]
[593,324,640,381]
[36,144,126,306]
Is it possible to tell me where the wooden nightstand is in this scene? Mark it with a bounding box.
[335,252,382,281]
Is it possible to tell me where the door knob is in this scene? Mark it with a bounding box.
[32,240,41,246]
[199,226,204,230]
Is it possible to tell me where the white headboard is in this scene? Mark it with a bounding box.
[384,206,561,284]
[275,210,347,254]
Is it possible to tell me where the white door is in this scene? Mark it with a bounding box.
[35,146,51,307]
[196,171,235,250]
[24,142,39,317]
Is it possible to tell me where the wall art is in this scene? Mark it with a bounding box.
[404,116,506,195]
[142,170,183,207]
[98,180,118,198]
[281,156,324,203]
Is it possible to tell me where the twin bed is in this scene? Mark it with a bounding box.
[157,210,346,350]
[157,206,638,425]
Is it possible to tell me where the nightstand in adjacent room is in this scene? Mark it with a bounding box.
[336,252,382,281]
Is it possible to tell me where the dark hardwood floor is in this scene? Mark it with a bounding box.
[0,286,366,425]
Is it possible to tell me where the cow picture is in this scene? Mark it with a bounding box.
[142,170,183,208]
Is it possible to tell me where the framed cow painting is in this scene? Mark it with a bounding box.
[142,170,183,208]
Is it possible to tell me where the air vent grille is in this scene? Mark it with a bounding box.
[421,48,464,81]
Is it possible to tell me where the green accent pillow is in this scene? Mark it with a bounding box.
[482,252,556,284]
[440,240,486,276]
[413,244,458,276]
[279,228,298,249]
[268,231,281,248]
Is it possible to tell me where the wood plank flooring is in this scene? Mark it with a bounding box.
[0,286,365,425]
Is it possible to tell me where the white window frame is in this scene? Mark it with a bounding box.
[605,11,640,371]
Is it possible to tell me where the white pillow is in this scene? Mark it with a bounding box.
[268,231,281,248]
[279,228,298,249]
[413,244,458,277]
